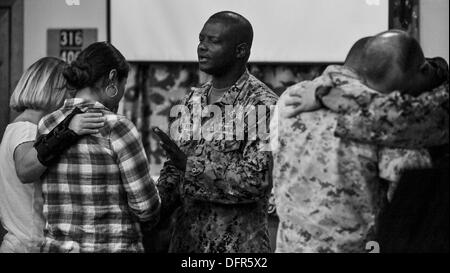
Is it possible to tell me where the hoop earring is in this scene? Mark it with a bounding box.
[105,84,118,98]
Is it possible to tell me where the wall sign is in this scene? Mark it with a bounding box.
[47,28,97,63]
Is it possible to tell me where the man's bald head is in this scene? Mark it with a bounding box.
[358,30,428,93]
[344,36,372,71]
[207,11,254,60]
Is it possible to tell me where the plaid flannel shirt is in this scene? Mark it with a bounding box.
[38,98,160,253]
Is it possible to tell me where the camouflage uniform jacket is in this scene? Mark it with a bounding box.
[157,69,278,253]
[271,65,448,253]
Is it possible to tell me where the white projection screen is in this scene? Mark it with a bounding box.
[110,0,389,63]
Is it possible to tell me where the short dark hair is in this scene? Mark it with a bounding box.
[208,11,253,61]
[63,42,129,90]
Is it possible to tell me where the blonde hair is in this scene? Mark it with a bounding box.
[10,57,70,112]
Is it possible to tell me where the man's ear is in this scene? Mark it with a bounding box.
[419,62,434,76]
[236,43,248,59]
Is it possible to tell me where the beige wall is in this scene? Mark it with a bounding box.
[420,0,449,62]
[24,0,107,69]
[22,0,450,66]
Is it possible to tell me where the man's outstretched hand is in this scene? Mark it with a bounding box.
[152,127,187,171]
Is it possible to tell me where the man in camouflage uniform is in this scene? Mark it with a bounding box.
[271,31,449,252]
[153,11,278,253]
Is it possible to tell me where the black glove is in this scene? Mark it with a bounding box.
[34,107,84,166]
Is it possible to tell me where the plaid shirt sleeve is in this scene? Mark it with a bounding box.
[37,110,67,136]
[110,117,161,226]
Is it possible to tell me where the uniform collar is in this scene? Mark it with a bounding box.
[200,69,251,106]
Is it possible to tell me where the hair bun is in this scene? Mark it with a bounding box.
[63,61,92,89]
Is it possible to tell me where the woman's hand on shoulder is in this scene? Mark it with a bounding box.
[69,112,105,135]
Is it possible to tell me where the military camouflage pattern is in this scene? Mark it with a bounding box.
[333,83,449,149]
[157,70,278,253]
[271,65,445,253]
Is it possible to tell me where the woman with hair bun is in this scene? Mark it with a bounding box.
[0,57,105,253]
[38,42,161,253]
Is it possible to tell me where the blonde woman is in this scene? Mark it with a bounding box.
[0,57,105,253]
